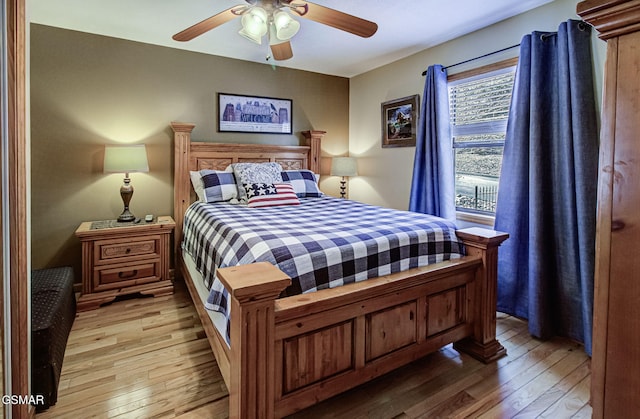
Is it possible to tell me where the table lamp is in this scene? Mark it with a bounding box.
[103,144,149,222]
[330,157,358,199]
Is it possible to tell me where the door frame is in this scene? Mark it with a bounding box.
[2,0,31,417]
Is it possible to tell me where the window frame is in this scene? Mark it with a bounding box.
[447,57,518,225]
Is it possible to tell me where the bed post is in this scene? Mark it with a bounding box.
[453,227,509,363]
[216,262,291,419]
[302,130,324,174]
[171,122,195,275]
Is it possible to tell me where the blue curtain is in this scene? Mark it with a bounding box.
[495,20,598,355]
[409,64,455,220]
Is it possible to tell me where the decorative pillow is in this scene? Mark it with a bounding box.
[189,171,207,201]
[245,183,300,208]
[232,162,283,200]
[190,170,238,203]
[281,170,324,198]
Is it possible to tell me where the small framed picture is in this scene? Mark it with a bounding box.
[218,93,292,134]
[381,94,420,148]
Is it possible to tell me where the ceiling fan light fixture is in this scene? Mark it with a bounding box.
[239,6,268,44]
[246,6,268,24]
[173,1,378,61]
[273,10,300,41]
[239,26,263,44]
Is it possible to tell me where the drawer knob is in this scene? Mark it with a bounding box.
[118,270,138,279]
[125,248,131,254]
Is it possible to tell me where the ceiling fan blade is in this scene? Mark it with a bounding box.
[271,41,294,61]
[173,6,242,42]
[288,1,378,38]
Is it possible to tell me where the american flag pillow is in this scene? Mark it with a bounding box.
[245,183,300,208]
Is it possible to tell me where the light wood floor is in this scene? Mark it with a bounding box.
[37,280,592,418]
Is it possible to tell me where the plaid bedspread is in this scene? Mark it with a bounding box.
[182,197,463,344]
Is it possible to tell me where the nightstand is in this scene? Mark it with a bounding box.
[75,215,175,311]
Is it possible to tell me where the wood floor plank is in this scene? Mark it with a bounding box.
[437,341,572,417]
[408,373,484,418]
[477,344,588,418]
[355,359,485,418]
[538,375,592,418]
[37,280,591,419]
[512,358,591,418]
[570,401,594,419]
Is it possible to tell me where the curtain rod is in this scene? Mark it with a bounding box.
[421,43,520,76]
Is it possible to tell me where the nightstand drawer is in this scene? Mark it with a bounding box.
[95,235,160,264]
[94,261,160,292]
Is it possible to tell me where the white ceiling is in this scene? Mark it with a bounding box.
[29,0,553,78]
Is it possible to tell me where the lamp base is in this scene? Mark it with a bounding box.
[117,209,136,223]
[116,176,136,222]
[339,177,347,199]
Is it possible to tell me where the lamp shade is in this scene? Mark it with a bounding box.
[330,157,358,177]
[104,144,149,174]
[239,7,268,44]
[273,10,300,40]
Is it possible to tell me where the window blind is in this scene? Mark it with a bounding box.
[449,71,515,127]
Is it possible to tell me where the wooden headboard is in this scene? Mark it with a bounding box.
[170,122,324,259]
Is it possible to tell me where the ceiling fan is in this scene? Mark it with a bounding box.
[172,0,378,61]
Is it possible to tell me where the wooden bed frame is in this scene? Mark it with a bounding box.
[171,122,509,418]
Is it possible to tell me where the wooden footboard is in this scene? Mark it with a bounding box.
[211,228,507,418]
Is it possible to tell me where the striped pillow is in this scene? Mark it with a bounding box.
[245,183,300,208]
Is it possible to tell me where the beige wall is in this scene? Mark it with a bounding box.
[348,0,606,210]
[30,24,349,274]
[31,0,608,275]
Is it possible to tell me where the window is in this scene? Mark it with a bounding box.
[448,60,516,216]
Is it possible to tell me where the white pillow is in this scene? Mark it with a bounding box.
[190,171,207,202]
[232,162,283,200]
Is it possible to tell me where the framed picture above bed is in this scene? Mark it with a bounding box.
[218,93,292,134]
[381,94,419,148]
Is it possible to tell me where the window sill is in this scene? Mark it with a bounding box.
[456,211,495,227]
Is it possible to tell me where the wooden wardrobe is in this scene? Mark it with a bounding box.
[577,1,640,418]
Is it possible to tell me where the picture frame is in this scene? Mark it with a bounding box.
[381,94,420,148]
[218,93,293,134]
